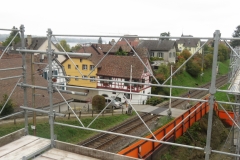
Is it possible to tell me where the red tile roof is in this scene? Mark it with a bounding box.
[97,55,151,79]
[0,52,72,110]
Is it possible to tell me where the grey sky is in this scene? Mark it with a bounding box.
[1,0,239,38]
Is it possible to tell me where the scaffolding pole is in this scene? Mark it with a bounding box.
[47,28,55,148]
[204,30,220,160]
[20,24,29,135]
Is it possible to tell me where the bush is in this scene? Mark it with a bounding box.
[0,94,14,116]
[92,95,105,111]
[146,97,163,106]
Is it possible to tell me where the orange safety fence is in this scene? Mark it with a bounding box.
[118,98,235,159]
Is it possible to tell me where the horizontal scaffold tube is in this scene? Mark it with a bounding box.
[16,49,91,57]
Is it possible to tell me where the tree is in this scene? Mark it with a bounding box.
[160,32,170,40]
[218,43,230,62]
[231,25,240,48]
[0,94,14,116]
[2,26,20,47]
[56,40,71,52]
[98,37,103,44]
[116,47,127,56]
[71,43,82,52]
[180,49,191,60]
[204,53,213,69]
[186,57,201,77]
[92,95,105,111]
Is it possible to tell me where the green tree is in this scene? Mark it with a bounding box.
[160,32,170,40]
[2,26,20,47]
[71,43,82,52]
[92,95,105,111]
[218,43,230,62]
[180,49,191,60]
[204,53,213,69]
[186,58,201,77]
[98,37,103,44]
[0,94,14,116]
[116,47,127,56]
[56,40,71,52]
[231,25,240,48]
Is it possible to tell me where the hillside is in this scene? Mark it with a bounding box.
[171,60,230,96]
[159,113,231,160]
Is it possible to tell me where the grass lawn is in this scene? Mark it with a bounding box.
[0,113,135,144]
[215,83,235,111]
[171,60,229,96]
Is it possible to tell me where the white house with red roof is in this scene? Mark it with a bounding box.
[97,55,152,104]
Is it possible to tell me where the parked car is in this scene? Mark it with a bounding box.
[105,97,122,109]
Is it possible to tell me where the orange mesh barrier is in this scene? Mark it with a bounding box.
[118,98,234,159]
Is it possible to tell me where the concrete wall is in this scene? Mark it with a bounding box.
[0,128,25,147]
[55,140,139,160]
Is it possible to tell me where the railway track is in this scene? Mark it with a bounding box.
[79,113,158,151]
[78,74,228,152]
[160,74,228,109]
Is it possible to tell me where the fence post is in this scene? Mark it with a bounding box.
[68,112,70,119]
[79,111,81,118]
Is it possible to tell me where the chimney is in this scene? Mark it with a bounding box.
[27,35,32,47]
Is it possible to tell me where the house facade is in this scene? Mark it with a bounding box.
[15,35,66,63]
[137,40,177,69]
[62,45,103,102]
[42,58,68,90]
[62,57,98,88]
[97,55,152,104]
[176,34,202,54]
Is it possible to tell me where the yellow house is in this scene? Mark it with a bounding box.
[62,57,98,88]
[62,45,104,90]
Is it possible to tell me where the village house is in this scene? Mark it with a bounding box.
[0,50,72,111]
[42,57,69,90]
[137,39,177,69]
[176,34,202,54]
[62,45,103,102]
[14,35,66,63]
[97,55,152,104]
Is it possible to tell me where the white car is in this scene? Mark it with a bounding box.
[105,98,122,109]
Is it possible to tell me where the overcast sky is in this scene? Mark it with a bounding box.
[1,0,239,38]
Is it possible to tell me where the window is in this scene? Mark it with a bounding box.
[124,93,131,99]
[109,77,112,84]
[52,70,58,75]
[75,76,79,81]
[82,64,87,70]
[75,65,79,69]
[80,59,82,62]
[112,92,116,94]
[169,52,172,58]
[124,78,129,86]
[151,52,154,57]
[90,76,95,82]
[90,65,95,70]
[173,52,176,57]
[43,71,48,80]
[157,52,163,58]
[68,64,71,69]
[99,76,103,83]
[142,79,145,83]
[82,75,87,80]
